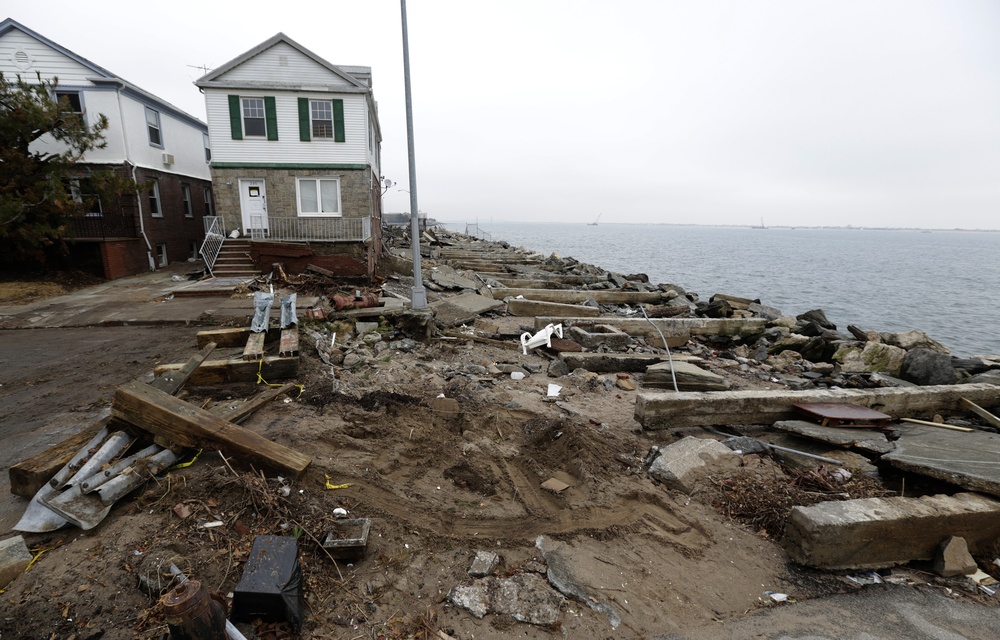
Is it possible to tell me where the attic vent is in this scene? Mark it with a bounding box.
[162,153,175,165]
[12,48,32,70]
[279,54,288,66]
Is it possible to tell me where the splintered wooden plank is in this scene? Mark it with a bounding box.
[209,383,299,424]
[153,356,298,385]
[279,328,299,357]
[243,332,266,361]
[961,398,1000,431]
[149,342,216,395]
[8,417,110,498]
[112,380,310,476]
[197,328,281,349]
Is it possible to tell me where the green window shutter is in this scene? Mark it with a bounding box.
[298,98,311,142]
[228,95,243,140]
[264,96,278,141]
[333,99,345,142]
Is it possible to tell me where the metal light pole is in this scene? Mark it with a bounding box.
[400,0,427,309]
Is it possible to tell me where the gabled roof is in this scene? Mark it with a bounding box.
[0,18,206,130]
[195,32,371,93]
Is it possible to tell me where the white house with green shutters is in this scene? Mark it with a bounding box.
[195,32,383,277]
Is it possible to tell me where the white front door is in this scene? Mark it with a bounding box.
[238,179,268,235]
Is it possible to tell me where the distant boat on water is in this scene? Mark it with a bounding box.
[753,217,767,229]
[588,213,601,226]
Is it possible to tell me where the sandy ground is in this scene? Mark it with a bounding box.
[0,278,997,639]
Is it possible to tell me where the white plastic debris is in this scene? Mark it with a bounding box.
[547,384,562,397]
[510,371,525,380]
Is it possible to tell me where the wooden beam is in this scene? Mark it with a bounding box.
[209,383,299,424]
[960,398,1000,431]
[149,342,216,395]
[279,328,299,357]
[899,417,975,432]
[112,380,310,476]
[243,332,266,361]
[153,356,298,385]
[197,328,281,349]
[8,417,109,499]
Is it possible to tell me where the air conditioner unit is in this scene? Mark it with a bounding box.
[162,152,175,165]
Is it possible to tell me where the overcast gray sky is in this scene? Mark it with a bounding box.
[9,1,1000,229]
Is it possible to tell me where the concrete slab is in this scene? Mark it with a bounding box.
[428,293,504,327]
[772,420,895,456]
[634,383,1000,429]
[647,436,741,493]
[534,316,767,342]
[643,361,730,391]
[558,352,702,373]
[498,288,664,305]
[506,299,600,318]
[882,424,1000,496]
[783,492,1000,570]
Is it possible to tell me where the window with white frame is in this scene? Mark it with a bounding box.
[149,179,162,217]
[145,107,162,147]
[203,133,211,162]
[204,187,213,215]
[55,91,83,117]
[156,243,168,267]
[297,178,341,216]
[310,100,333,139]
[242,98,266,137]
[181,184,193,217]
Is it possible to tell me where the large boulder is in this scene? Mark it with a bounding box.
[880,329,949,355]
[899,348,957,386]
[796,309,836,330]
[834,342,907,376]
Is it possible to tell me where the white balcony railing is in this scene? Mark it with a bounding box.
[199,216,226,276]
[248,215,371,242]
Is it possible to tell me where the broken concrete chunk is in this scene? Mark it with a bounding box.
[647,436,740,493]
[883,425,1000,497]
[0,536,32,589]
[644,361,730,392]
[468,551,500,577]
[448,574,563,625]
[784,493,1000,570]
[932,536,978,577]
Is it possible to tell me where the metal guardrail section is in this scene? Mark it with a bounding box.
[199,216,226,276]
[67,214,138,239]
[465,223,491,242]
[248,216,372,242]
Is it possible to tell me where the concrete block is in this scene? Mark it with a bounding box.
[0,536,32,589]
[635,383,1000,429]
[783,492,1000,570]
[507,298,600,318]
[647,437,741,493]
[428,293,504,327]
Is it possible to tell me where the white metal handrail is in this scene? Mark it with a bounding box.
[199,216,226,276]
[248,216,371,242]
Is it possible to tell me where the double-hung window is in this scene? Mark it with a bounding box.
[182,184,193,217]
[56,91,83,118]
[149,179,162,217]
[242,98,266,137]
[204,188,213,215]
[146,107,162,147]
[311,100,333,139]
[297,178,341,216]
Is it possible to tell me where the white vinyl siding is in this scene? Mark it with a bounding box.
[297,178,341,216]
[0,30,96,83]
[214,41,355,87]
[206,90,369,163]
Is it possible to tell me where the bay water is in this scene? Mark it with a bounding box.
[445,222,1000,358]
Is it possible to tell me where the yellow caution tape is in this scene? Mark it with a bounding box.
[324,474,351,490]
[168,449,203,470]
[256,358,305,397]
